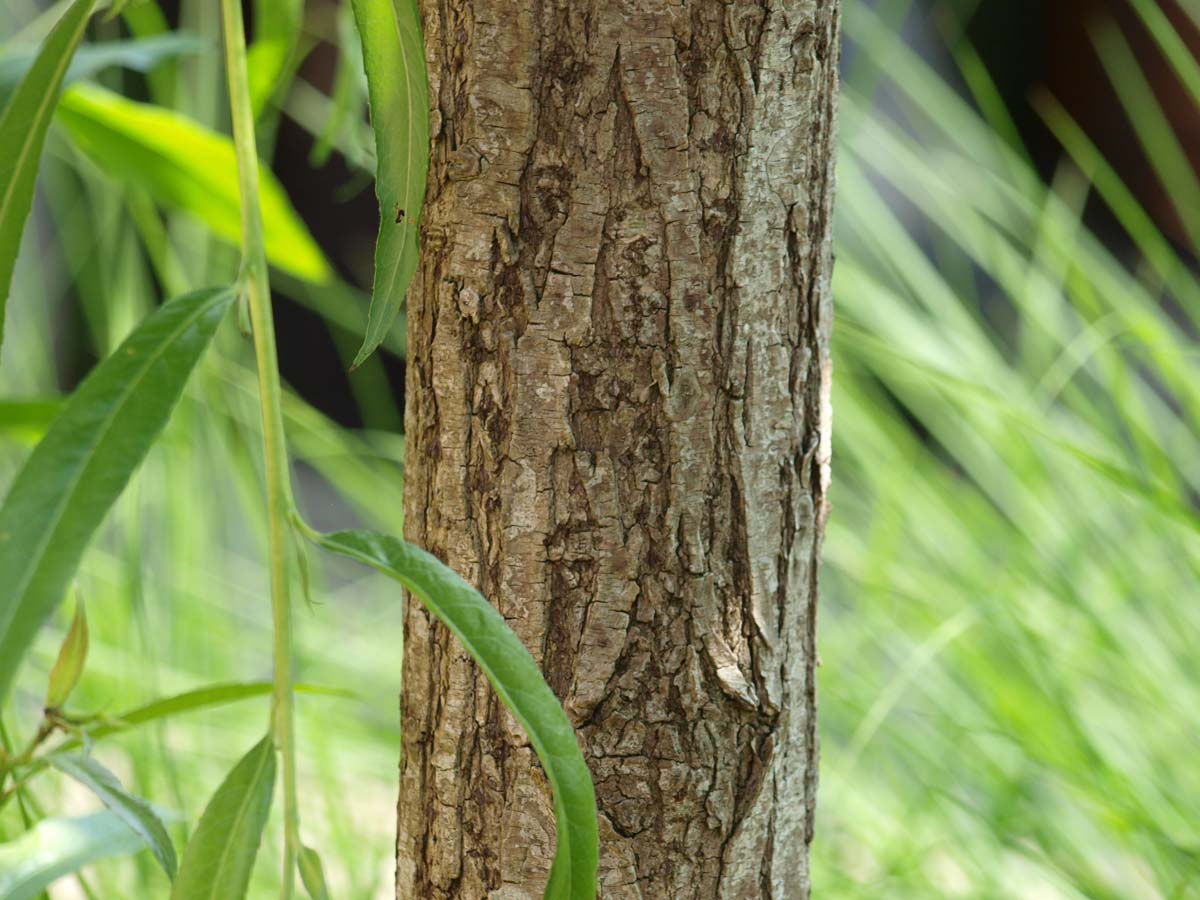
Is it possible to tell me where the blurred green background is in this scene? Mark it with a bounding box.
[1,0,1198,897]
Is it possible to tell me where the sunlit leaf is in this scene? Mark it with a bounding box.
[309,529,598,900]
[0,287,234,702]
[170,735,276,900]
[44,598,88,709]
[0,0,96,352]
[48,753,177,878]
[0,812,143,900]
[56,83,331,283]
[348,0,429,366]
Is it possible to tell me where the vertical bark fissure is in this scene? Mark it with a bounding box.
[400,1,839,897]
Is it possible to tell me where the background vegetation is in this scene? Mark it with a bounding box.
[0,0,1196,896]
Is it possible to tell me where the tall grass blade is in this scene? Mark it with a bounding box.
[0,0,95,352]
[0,287,234,702]
[348,0,429,367]
[1091,19,1200,248]
[309,529,598,900]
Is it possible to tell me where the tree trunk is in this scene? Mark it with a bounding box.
[399,0,838,896]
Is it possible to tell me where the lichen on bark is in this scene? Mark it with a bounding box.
[399,1,839,897]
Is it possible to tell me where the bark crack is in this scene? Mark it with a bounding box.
[400,1,839,897]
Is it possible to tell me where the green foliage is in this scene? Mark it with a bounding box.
[0,812,144,900]
[0,0,95,350]
[48,753,176,878]
[0,32,204,105]
[44,600,88,710]
[0,399,60,443]
[814,4,1200,897]
[247,0,304,117]
[349,0,429,367]
[0,287,233,703]
[56,84,331,283]
[4,0,1195,898]
[297,845,329,900]
[309,528,600,899]
[308,5,365,169]
[50,682,332,750]
[171,735,276,900]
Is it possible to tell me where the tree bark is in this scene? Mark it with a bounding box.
[399,0,838,897]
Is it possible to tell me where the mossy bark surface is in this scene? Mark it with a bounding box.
[400,1,839,896]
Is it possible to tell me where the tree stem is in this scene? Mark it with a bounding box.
[218,1,299,896]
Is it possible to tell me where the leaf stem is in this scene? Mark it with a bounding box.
[218,0,300,895]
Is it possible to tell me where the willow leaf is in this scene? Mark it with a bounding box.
[0,812,143,900]
[56,83,331,283]
[53,681,354,752]
[0,287,234,702]
[309,529,598,900]
[0,0,95,351]
[49,754,177,879]
[349,0,429,366]
[170,735,276,900]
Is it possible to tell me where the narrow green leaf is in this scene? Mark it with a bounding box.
[45,597,88,709]
[48,753,177,879]
[298,845,330,900]
[117,1,181,105]
[170,735,276,900]
[0,0,96,351]
[247,0,304,116]
[349,0,429,366]
[0,811,143,900]
[0,33,205,104]
[310,4,366,168]
[0,287,234,703]
[53,682,355,751]
[310,530,598,900]
[56,83,332,284]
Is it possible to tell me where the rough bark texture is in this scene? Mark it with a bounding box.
[399,0,838,897]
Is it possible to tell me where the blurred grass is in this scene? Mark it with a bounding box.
[819,3,1200,897]
[2,0,1199,898]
